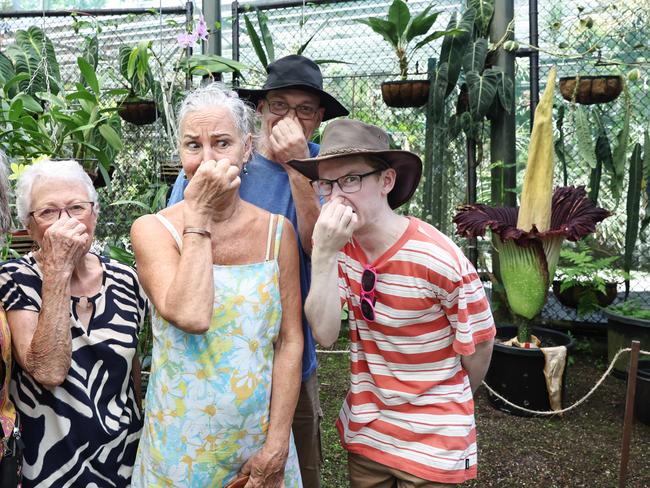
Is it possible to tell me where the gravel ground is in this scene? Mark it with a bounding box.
[318,336,650,488]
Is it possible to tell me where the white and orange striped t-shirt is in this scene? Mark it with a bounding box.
[336,217,495,484]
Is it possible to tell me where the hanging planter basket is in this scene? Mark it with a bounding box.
[118,99,159,125]
[559,75,623,105]
[380,80,430,108]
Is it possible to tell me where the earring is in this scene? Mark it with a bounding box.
[242,163,248,175]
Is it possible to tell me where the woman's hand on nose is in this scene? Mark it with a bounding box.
[40,217,89,274]
[184,158,242,216]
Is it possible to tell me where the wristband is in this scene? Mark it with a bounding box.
[183,227,212,238]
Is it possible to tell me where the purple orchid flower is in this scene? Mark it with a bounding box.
[196,15,209,41]
[177,31,198,48]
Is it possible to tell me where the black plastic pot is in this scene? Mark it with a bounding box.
[636,360,650,426]
[485,325,574,417]
[604,309,650,378]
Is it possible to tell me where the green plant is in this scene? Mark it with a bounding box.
[107,181,169,266]
[454,68,611,343]
[555,241,624,315]
[608,300,650,320]
[358,0,456,80]
[0,27,123,185]
[119,41,157,101]
[432,0,514,139]
[243,8,345,71]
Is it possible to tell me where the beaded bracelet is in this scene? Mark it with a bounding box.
[183,227,212,238]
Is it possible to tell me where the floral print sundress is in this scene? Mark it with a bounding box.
[132,213,302,487]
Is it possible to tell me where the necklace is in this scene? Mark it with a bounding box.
[77,296,92,310]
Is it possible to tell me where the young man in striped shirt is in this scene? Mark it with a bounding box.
[289,119,496,487]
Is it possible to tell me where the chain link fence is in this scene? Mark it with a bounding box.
[1,0,647,324]
[0,6,189,252]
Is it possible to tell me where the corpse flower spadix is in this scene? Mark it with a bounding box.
[453,67,611,343]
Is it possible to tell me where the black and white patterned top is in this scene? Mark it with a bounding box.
[0,252,146,488]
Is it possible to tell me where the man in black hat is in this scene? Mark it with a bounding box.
[289,119,495,487]
[167,54,349,488]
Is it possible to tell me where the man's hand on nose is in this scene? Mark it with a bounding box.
[269,118,310,163]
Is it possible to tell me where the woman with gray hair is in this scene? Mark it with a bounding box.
[130,83,303,487]
[0,158,146,487]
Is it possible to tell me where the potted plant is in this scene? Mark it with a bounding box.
[453,67,611,414]
[551,13,624,105]
[604,301,650,378]
[1,26,123,188]
[358,0,459,108]
[552,241,622,315]
[117,42,160,126]
[559,75,623,105]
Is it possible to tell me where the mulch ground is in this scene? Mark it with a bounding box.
[319,336,650,488]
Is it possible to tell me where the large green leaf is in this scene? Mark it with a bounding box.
[388,0,410,38]
[81,34,99,72]
[641,130,650,235]
[412,29,453,52]
[243,14,268,68]
[462,38,487,74]
[624,142,642,297]
[8,98,23,122]
[439,9,475,96]
[466,68,499,119]
[118,45,132,81]
[574,105,597,169]
[405,5,438,42]
[612,83,630,200]
[495,69,514,113]
[14,93,42,113]
[98,124,123,151]
[594,109,614,174]
[256,10,275,63]
[7,26,61,96]
[469,0,495,36]
[77,57,99,97]
[430,62,449,124]
[358,18,399,47]
[0,52,15,96]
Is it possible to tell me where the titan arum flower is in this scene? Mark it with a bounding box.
[453,67,611,344]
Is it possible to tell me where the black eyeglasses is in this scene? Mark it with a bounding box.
[29,202,94,224]
[264,98,319,120]
[310,169,384,197]
[360,265,377,322]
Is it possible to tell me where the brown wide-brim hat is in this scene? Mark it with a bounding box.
[236,55,349,121]
[288,119,422,209]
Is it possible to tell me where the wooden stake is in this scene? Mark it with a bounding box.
[619,340,640,488]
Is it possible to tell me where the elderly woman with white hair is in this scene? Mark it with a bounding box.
[0,158,146,487]
[130,83,304,487]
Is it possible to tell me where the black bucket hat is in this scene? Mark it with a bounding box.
[288,119,422,209]
[236,55,349,121]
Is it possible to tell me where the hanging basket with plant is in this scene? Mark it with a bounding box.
[358,0,460,108]
[559,74,623,105]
